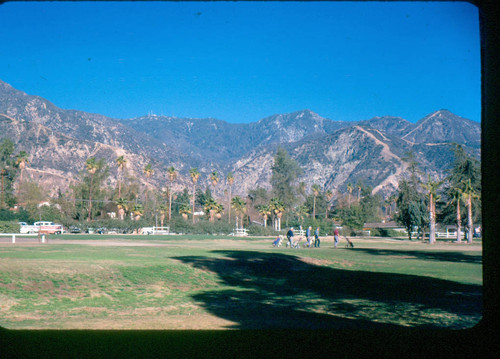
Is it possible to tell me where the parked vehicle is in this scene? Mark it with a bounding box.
[69,226,82,234]
[34,221,64,234]
[142,226,170,235]
[19,221,64,234]
[19,222,39,234]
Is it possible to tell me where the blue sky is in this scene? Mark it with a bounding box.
[0,1,480,123]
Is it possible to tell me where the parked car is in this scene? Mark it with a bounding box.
[69,226,82,234]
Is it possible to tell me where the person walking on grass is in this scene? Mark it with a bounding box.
[333,227,340,248]
[306,226,312,247]
[314,227,320,248]
[333,226,354,248]
[286,227,295,248]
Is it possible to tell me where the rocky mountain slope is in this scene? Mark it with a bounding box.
[0,79,481,199]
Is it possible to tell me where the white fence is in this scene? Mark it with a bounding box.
[0,233,47,243]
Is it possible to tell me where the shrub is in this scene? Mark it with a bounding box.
[370,228,402,237]
[0,221,20,233]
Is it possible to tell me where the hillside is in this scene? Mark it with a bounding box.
[0,79,481,198]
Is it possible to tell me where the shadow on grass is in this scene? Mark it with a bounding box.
[174,251,482,329]
[352,247,482,264]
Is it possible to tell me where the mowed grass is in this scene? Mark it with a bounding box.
[0,236,482,329]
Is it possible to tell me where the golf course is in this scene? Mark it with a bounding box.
[0,235,482,330]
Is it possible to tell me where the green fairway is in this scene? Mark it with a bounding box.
[0,236,482,329]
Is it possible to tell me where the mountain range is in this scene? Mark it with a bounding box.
[0,79,481,199]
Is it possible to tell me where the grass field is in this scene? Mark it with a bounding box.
[0,235,482,330]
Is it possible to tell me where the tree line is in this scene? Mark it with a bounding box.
[0,139,480,240]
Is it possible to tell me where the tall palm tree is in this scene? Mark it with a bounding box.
[85,157,98,221]
[167,166,177,222]
[189,168,200,223]
[269,197,285,231]
[257,204,271,227]
[311,183,321,219]
[159,204,168,228]
[116,156,127,198]
[116,197,128,220]
[325,189,334,219]
[447,187,464,243]
[142,163,154,214]
[356,181,363,202]
[463,179,480,244]
[209,171,219,198]
[15,151,29,184]
[422,176,443,244]
[226,172,234,223]
[346,183,353,207]
[231,196,246,229]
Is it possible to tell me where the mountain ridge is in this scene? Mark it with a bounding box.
[0,79,481,198]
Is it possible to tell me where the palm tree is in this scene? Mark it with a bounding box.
[231,196,246,229]
[189,168,200,223]
[143,163,154,212]
[116,197,128,220]
[85,157,98,221]
[422,175,443,244]
[257,204,271,227]
[179,204,192,220]
[447,187,464,243]
[214,202,224,220]
[159,204,168,228]
[132,204,144,221]
[346,183,353,207]
[311,183,321,219]
[204,197,219,222]
[325,189,334,219]
[226,172,234,223]
[116,155,127,198]
[295,204,309,223]
[15,151,29,184]
[269,197,285,231]
[167,166,177,222]
[463,179,480,244]
[209,171,219,198]
[356,181,363,202]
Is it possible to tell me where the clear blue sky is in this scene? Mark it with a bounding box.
[0,1,480,123]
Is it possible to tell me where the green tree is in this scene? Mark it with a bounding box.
[395,153,426,240]
[256,204,271,227]
[116,197,128,220]
[270,147,302,211]
[422,176,444,244]
[72,157,109,222]
[446,144,481,243]
[0,139,18,208]
[226,172,234,223]
[231,196,246,229]
[269,197,285,231]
